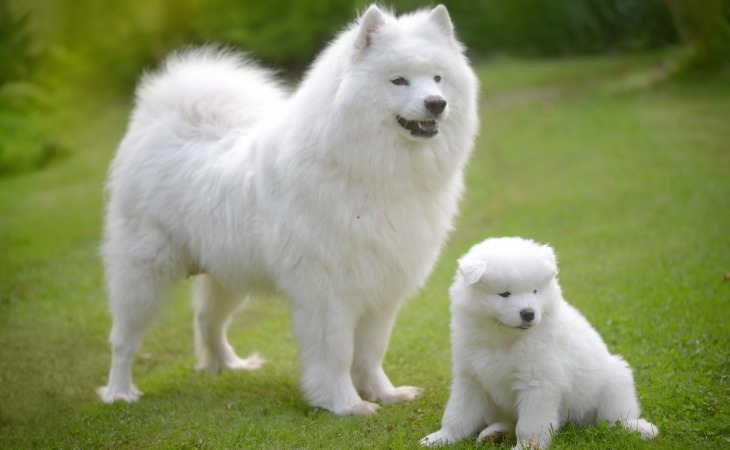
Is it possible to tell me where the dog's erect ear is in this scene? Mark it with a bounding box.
[355,4,385,53]
[457,257,488,286]
[429,5,454,39]
[538,244,559,277]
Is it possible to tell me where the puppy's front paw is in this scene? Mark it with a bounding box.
[420,430,456,447]
[625,418,659,440]
[512,436,542,450]
[478,422,510,442]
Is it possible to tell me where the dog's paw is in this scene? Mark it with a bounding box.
[334,400,380,416]
[197,352,266,372]
[639,422,659,440]
[420,430,456,447]
[377,385,422,404]
[222,352,266,371]
[352,400,381,416]
[512,436,542,450]
[478,422,510,442]
[626,419,659,440]
[97,384,142,403]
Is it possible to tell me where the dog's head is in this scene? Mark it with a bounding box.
[452,237,560,332]
[342,4,478,143]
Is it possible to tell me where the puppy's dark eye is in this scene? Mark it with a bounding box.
[434,75,441,82]
[533,290,538,294]
[391,77,409,86]
[498,292,511,298]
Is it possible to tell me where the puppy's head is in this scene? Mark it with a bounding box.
[452,237,560,332]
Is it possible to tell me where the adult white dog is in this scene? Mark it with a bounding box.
[98,4,478,416]
[421,237,658,447]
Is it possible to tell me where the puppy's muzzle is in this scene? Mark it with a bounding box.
[520,309,535,322]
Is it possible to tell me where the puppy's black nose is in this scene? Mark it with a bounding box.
[520,309,535,322]
[424,96,447,115]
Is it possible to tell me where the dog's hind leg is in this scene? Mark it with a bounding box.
[98,241,176,403]
[193,275,264,372]
[596,356,659,439]
[352,303,420,404]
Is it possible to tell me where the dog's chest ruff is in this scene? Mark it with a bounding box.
[468,346,520,412]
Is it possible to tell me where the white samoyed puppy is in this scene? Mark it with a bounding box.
[98,4,478,416]
[421,237,658,448]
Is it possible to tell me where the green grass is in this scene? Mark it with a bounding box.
[1,52,728,449]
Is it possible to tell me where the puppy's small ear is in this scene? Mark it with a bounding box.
[355,4,385,53]
[457,257,488,285]
[429,5,454,39]
[539,245,559,277]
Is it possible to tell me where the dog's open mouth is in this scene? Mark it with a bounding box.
[497,320,533,331]
[397,116,438,138]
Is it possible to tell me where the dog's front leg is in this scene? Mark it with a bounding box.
[513,389,560,449]
[421,373,489,446]
[290,298,378,416]
[352,302,420,404]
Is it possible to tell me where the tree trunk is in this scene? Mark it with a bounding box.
[666,0,730,69]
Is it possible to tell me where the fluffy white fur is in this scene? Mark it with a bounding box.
[98,4,478,416]
[421,237,658,448]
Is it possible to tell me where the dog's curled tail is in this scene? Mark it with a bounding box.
[133,46,287,140]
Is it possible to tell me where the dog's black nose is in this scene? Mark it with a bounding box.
[424,96,447,115]
[520,309,535,322]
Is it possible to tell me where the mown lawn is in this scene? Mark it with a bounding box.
[1,52,728,449]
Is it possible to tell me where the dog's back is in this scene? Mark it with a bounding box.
[131,48,286,142]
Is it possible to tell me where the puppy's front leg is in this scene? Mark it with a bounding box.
[513,389,560,449]
[421,373,488,446]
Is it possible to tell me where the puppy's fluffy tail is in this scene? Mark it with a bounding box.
[132,46,287,141]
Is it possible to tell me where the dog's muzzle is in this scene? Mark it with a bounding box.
[397,96,446,138]
[397,116,439,138]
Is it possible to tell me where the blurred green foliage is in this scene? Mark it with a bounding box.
[0,0,33,84]
[2,0,727,175]
[444,0,677,55]
[666,0,730,69]
[7,0,682,91]
[0,0,67,175]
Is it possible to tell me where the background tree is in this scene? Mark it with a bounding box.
[666,0,730,70]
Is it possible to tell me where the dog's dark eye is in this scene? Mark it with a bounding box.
[533,290,538,294]
[391,77,409,86]
[498,292,511,298]
[434,75,441,83]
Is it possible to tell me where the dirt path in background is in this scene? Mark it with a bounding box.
[483,58,681,110]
